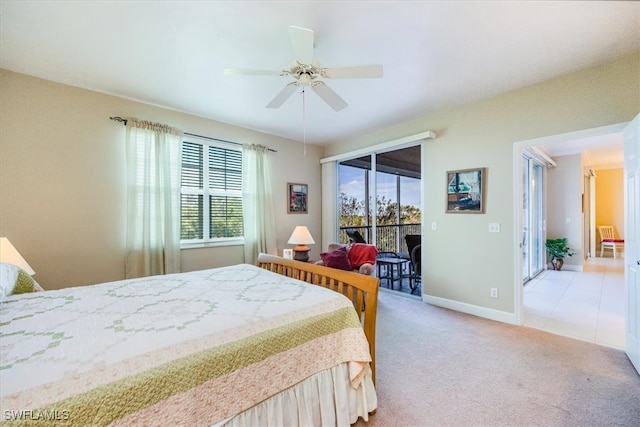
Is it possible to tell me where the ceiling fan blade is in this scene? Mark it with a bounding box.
[311,82,348,111]
[224,67,281,76]
[289,25,314,65]
[266,83,298,109]
[323,64,383,79]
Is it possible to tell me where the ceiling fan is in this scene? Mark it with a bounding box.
[224,25,383,111]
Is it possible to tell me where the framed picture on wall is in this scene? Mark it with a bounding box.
[446,168,486,213]
[287,183,308,214]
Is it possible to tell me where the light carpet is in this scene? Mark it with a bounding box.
[355,290,640,427]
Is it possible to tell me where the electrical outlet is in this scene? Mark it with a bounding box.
[490,288,499,298]
[488,223,501,233]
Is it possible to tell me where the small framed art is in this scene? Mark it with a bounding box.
[446,168,486,214]
[287,183,308,214]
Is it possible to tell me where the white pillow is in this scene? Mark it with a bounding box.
[0,262,19,303]
[0,262,40,303]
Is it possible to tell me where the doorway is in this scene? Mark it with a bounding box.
[513,123,627,336]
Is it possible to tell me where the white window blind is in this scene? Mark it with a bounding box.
[180,138,243,243]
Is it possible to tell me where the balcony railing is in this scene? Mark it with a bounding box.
[339,224,421,255]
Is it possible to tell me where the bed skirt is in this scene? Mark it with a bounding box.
[216,363,377,427]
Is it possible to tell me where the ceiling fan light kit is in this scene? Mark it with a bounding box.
[225,25,383,112]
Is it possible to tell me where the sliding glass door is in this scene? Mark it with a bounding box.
[338,155,373,243]
[337,146,421,252]
[522,155,545,282]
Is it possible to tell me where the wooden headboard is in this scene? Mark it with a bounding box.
[256,253,379,382]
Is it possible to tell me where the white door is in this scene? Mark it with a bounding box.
[624,113,640,375]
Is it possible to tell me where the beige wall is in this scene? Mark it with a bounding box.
[323,53,639,316]
[547,155,584,268]
[0,70,323,290]
[595,168,625,249]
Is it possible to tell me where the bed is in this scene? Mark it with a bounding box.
[0,254,379,426]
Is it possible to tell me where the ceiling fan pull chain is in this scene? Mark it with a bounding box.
[302,88,307,156]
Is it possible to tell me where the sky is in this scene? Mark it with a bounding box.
[339,165,421,208]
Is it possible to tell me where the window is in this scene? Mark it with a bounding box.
[180,137,243,244]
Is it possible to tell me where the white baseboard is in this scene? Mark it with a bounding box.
[546,263,583,272]
[421,294,518,325]
[561,264,583,272]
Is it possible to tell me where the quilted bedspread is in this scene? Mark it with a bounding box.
[0,264,372,426]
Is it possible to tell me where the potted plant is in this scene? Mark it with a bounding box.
[545,238,575,271]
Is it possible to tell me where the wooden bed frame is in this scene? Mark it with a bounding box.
[257,253,379,382]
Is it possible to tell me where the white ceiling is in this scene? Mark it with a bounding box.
[540,132,626,170]
[1,1,638,166]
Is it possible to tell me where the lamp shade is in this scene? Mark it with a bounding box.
[287,226,315,245]
[0,237,35,275]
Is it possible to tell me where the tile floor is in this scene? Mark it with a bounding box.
[523,256,625,349]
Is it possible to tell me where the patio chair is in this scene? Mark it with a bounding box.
[346,228,367,244]
[409,244,422,289]
[404,234,422,292]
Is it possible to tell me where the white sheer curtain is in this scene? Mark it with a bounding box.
[242,144,277,264]
[125,119,183,278]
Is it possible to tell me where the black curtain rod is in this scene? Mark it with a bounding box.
[109,116,276,152]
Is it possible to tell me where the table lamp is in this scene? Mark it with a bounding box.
[0,237,36,275]
[287,226,315,262]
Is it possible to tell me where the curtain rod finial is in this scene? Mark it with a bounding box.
[110,116,128,125]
